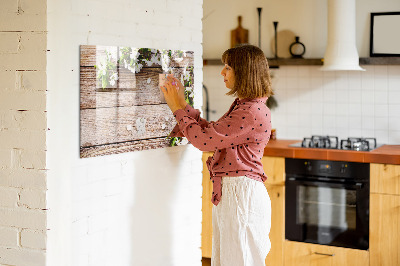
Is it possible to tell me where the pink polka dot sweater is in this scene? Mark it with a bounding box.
[170,97,271,206]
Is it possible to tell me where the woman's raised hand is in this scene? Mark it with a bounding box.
[160,75,187,113]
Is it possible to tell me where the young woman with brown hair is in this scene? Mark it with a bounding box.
[161,44,273,266]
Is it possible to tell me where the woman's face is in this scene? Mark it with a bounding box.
[220,64,235,89]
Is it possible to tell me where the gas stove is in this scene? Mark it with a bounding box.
[289,135,381,151]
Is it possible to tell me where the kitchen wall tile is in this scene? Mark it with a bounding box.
[374,130,389,144]
[388,117,400,131]
[349,128,363,137]
[336,103,349,116]
[362,116,375,130]
[389,104,400,117]
[322,70,335,78]
[323,103,336,116]
[387,65,400,76]
[298,67,311,78]
[348,103,362,116]
[374,117,389,130]
[348,90,362,103]
[361,90,375,103]
[361,103,375,117]
[375,104,389,117]
[388,91,400,104]
[298,77,311,89]
[310,66,323,77]
[374,90,388,104]
[286,77,299,89]
[374,77,388,91]
[285,66,298,77]
[388,75,400,91]
[374,65,388,77]
[336,115,349,129]
[349,116,362,129]
[335,72,349,90]
[388,131,400,143]
[207,65,400,144]
[336,90,349,103]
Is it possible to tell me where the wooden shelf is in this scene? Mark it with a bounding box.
[359,57,400,65]
[203,57,400,67]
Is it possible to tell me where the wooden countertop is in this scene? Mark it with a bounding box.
[263,139,400,165]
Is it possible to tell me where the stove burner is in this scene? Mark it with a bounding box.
[340,137,377,151]
[295,136,378,151]
[301,135,339,149]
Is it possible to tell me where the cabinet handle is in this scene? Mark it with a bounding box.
[314,252,335,257]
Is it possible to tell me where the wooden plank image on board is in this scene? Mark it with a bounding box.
[79,45,195,158]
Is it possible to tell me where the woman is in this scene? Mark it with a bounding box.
[161,44,273,266]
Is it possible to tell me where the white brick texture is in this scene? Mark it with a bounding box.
[21,229,46,250]
[0,0,47,264]
[0,227,19,247]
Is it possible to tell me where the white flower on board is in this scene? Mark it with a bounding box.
[147,77,151,84]
[135,117,147,136]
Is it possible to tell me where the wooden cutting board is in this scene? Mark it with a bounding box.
[231,16,249,48]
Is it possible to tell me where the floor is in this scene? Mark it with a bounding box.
[202,257,211,266]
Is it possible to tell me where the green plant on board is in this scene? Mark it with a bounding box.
[94,50,118,90]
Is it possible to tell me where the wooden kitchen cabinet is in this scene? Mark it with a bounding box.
[201,153,286,265]
[370,163,400,266]
[370,163,400,195]
[202,152,213,258]
[284,241,369,266]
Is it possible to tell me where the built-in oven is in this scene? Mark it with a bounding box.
[285,158,370,250]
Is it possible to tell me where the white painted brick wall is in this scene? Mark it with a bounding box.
[46,0,203,266]
[0,0,47,265]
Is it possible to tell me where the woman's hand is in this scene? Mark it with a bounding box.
[160,75,187,113]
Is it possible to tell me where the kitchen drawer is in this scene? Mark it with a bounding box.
[284,241,369,266]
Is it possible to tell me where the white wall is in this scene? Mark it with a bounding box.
[0,0,48,265]
[203,0,400,145]
[46,0,203,266]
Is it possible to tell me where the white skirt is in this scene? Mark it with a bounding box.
[212,176,271,266]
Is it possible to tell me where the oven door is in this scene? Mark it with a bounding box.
[285,177,369,250]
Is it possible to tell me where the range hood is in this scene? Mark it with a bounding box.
[320,0,365,71]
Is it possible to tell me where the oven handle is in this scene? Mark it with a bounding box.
[286,177,364,189]
[314,252,335,257]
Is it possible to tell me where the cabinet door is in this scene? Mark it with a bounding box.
[202,152,213,258]
[370,193,400,266]
[261,156,285,185]
[284,241,369,266]
[370,163,400,195]
[265,185,284,266]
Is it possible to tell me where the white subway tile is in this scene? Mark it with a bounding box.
[374,65,388,77]
[388,131,400,143]
[374,77,388,92]
[374,90,388,104]
[388,91,400,104]
[374,130,389,144]
[362,116,375,130]
[361,90,374,104]
[375,104,389,117]
[349,90,362,104]
[388,117,400,131]
[388,104,400,117]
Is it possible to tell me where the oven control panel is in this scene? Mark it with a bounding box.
[286,158,369,180]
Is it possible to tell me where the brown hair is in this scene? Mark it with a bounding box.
[221,44,273,99]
